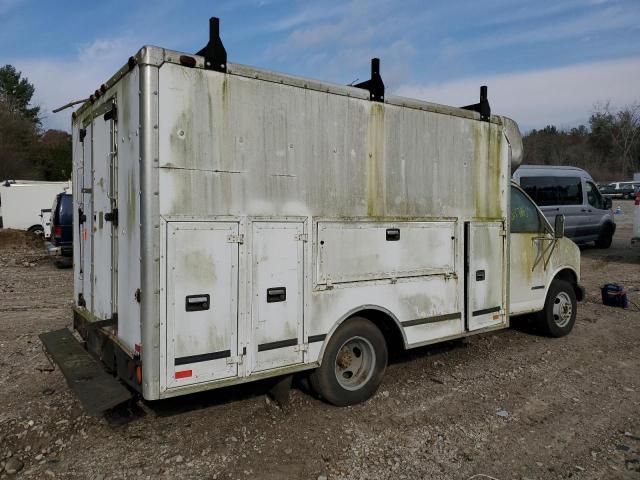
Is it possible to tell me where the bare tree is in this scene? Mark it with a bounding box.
[612,103,640,175]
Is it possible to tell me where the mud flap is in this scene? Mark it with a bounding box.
[39,328,132,415]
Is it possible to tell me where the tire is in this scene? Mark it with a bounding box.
[309,317,388,406]
[536,279,577,337]
[595,224,613,249]
[28,225,44,236]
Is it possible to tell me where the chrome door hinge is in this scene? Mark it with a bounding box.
[227,234,244,244]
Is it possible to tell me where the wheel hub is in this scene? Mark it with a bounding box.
[552,291,573,328]
[334,336,376,391]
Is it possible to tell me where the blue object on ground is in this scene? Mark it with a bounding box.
[601,283,628,308]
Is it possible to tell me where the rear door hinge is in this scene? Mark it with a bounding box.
[227,234,244,244]
[104,104,117,122]
[104,208,118,227]
[499,229,507,237]
[295,343,308,353]
[295,233,308,242]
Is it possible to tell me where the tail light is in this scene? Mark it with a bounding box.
[54,226,62,238]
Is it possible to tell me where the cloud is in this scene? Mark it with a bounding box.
[395,56,640,130]
[267,3,350,32]
[9,37,139,131]
[444,4,640,57]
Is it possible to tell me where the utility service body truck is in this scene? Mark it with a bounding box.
[0,180,70,235]
[41,18,584,412]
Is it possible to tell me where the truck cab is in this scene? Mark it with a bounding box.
[510,182,584,335]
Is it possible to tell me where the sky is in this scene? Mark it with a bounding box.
[1,0,639,132]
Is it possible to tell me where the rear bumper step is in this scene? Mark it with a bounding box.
[39,328,132,415]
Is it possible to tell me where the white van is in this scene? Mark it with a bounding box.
[513,165,616,248]
[40,18,584,413]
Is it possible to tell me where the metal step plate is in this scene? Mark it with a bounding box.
[39,328,132,415]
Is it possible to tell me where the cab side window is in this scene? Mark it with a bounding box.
[511,186,542,233]
[586,181,605,210]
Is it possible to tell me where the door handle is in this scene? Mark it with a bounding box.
[267,287,286,303]
[386,228,400,241]
[185,294,210,312]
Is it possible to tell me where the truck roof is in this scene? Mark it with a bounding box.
[74,45,511,129]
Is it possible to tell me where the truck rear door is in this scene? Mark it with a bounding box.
[91,100,118,321]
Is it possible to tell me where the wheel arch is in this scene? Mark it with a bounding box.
[551,267,583,301]
[316,305,407,365]
[27,224,44,232]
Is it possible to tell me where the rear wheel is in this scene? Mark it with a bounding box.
[536,279,577,337]
[27,225,44,237]
[595,224,613,249]
[309,317,387,406]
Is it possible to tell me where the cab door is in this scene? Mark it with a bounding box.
[509,185,549,315]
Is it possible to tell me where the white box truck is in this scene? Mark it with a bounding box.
[0,180,70,235]
[41,18,584,413]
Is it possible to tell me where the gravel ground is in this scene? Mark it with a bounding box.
[1,201,639,480]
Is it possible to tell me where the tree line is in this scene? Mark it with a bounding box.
[0,65,71,181]
[522,102,640,182]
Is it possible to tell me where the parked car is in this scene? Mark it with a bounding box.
[47,192,73,267]
[513,165,615,248]
[601,181,640,199]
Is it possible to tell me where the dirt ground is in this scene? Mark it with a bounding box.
[1,201,639,480]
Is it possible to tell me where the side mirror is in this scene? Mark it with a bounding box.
[554,214,565,239]
[604,197,612,209]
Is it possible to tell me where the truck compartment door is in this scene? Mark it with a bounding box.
[166,222,240,387]
[466,221,506,331]
[251,221,304,373]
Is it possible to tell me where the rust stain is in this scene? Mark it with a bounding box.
[367,103,386,217]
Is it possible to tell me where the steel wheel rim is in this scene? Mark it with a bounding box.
[552,291,572,328]
[334,336,376,391]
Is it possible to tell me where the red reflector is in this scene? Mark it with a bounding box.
[175,370,192,379]
[134,343,141,353]
[179,55,197,68]
[54,226,63,238]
